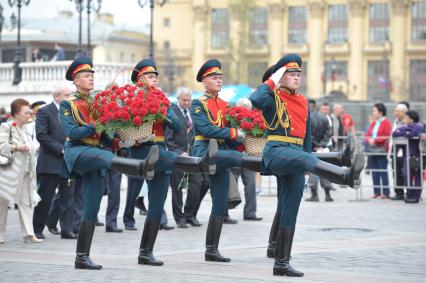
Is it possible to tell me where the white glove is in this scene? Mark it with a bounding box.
[119,140,135,148]
[269,66,286,89]
[137,134,155,144]
[316,147,330,153]
[237,129,246,140]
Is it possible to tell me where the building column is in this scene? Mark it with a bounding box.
[348,0,367,101]
[192,3,208,90]
[307,0,325,99]
[390,0,410,102]
[267,1,286,66]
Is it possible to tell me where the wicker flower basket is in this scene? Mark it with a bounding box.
[244,136,267,156]
[118,121,153,141]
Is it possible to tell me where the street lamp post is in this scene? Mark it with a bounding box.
[10,13,16,30]
[72,0,84,56]
[137,0,167,59]
[9,0,31,85]
[70,0,101,58]
[86,0,101,57]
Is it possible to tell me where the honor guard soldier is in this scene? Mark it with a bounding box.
[191,59,264,263]
[261,66,357,260]
[129,59,218,266]
[250,54,365,277]
[60,56,160,270]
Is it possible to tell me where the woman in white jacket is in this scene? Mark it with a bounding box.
[0,98,42,243]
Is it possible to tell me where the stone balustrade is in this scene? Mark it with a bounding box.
[0,61,134,107]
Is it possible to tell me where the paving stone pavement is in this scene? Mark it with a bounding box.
[0,180,425,283]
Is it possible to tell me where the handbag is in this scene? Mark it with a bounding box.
[0,152,13,167]
[0,125,14,167]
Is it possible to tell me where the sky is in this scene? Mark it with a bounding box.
[1,0,151,30]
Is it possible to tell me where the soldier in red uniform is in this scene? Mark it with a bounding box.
[250,54,365,277]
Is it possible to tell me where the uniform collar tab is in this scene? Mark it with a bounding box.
[205,91,218,98]
[279,87,296,95]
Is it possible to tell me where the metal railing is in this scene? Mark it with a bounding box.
[259,134,425,201]
[362,136,424,186]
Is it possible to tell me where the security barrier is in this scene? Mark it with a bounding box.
[260,134,425,201]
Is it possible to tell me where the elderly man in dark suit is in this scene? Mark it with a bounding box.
[33,84,77,240]
[165,87,203,228]
[305,100,334,202]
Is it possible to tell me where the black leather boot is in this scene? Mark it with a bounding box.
[314,151,349,167]
[241,155,262,172]
[205,215,230,262]
[305,189,319,202]
[111,145,159,180]
[241,153,348,172]
[267,211,280,258]
[312,151,365,189]
[75,221,102,270]
[238,147,354,174]
[273,227,303,277]
[314,134,355,167]
[138,218,163,266]
[175,139,218,175]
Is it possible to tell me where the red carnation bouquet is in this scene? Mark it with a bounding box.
[226,106,266,138]
[94,81,170,139]
[226,106,267,156]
